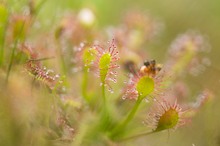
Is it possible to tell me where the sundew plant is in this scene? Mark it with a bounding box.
[0,0,218,146]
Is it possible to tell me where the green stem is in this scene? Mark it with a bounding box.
[29,0,48,24]
[0,36,5,66]
[118,131,156,142]
[0,5,8,67]
[5,39,18,83]
[0,5,9,67]
[34,0,48,16]
[0,22,8,67]
[56,40,67,75]
[102,82,106,108]
[6,18,26,83]
[99,82,111,131]
[121,97,142,128]
[82,68,89,102]
[111,96,143,138]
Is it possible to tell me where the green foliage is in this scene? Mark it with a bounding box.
[0,1,218,146]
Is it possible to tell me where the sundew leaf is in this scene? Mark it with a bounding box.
[83,47,97,67]
[99,53,111,83]
[136,76,154,98]
[155,108,179,132]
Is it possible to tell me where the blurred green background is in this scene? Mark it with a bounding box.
[4,0,220,145]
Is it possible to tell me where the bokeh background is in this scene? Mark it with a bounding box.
[3,0,220,145]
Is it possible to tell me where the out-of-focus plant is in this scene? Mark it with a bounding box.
[0,1,214,146]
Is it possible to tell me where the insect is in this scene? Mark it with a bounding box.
[140,59,162,77]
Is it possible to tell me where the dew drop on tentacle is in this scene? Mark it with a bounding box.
[112,77,117,83]
[108,87,114,94]
[122,95,126,100]
[80,42,84,48]
[55,74,60,78]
